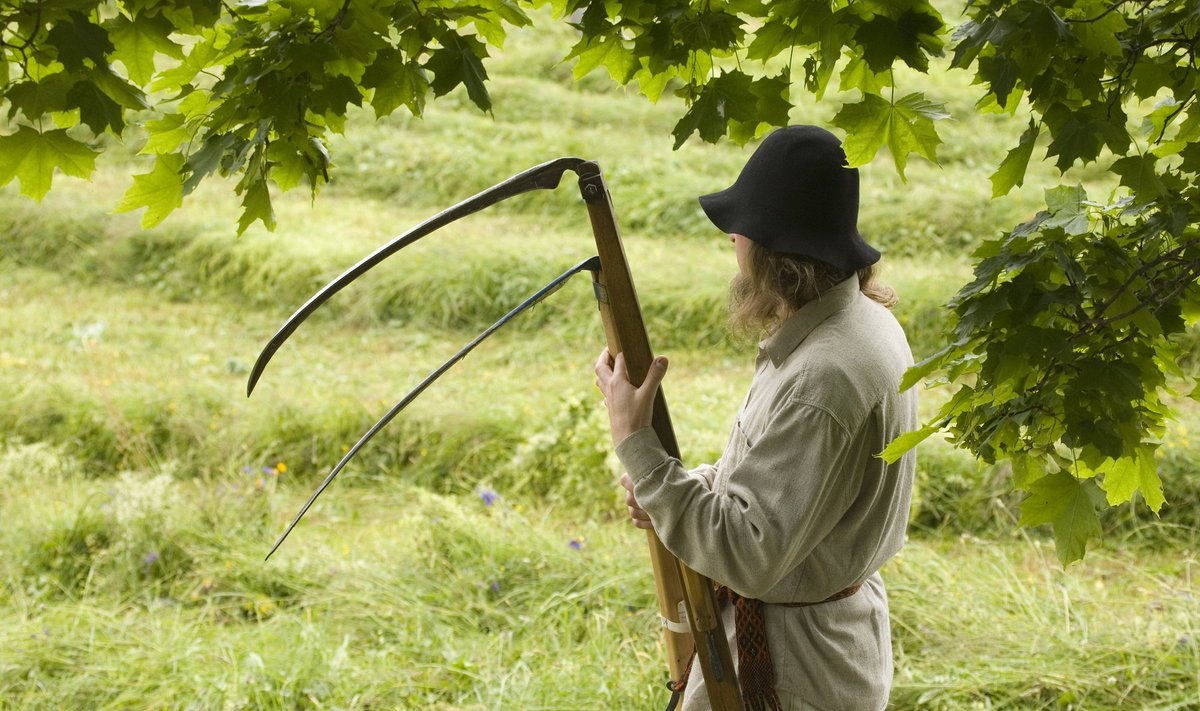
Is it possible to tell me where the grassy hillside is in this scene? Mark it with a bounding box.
[2,10,1198,710]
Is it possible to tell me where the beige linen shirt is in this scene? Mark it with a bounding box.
[615,275,917,711]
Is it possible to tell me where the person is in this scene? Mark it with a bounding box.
[594,125,917,711]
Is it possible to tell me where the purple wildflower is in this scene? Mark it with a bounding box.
[143,551,160,566]
[569,539,583,551]
[479,488,498,506]
[242,466,253,475]
[263,466,277,476]
[489,581,501,593]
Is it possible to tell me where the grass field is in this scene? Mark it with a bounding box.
[2,10,1199,710]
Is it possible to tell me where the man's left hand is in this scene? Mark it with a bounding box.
[620,473,654,529]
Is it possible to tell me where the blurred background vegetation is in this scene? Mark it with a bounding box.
[1,10,1197,710]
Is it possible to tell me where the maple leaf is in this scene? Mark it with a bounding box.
[990,120,1039,197]
[832,92,947,178]
[45,12,113,71]
[1111,154,1167,200]
[1100,446,1166,512]
[363,49,429,118]
[879,422,940,464]
[108,13,184,86]
[0,127,98,200]
[672,87,726,149]
[237,174,277,235]
[5,74,74,121]
[139,114,191,156]
[1019,471,1104,565]
[1042,184,1090,234]
[854,6,944,74]
[747,19,795,62]
[671,71,770,147]
[566,32,638,83]
[67,81,126,135]
[116,153,185,228]
[427,33,491,112]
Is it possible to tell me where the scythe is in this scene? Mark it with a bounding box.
[248,158,742,710]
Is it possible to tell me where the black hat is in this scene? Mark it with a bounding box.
[699,125,880,273]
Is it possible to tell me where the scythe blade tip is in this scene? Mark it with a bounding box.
[246,364,265,396]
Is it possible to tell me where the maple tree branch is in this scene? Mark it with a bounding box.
[220,1,244,21]
[316,0,353,41]
[1086,256,1200,330]
[1154,92,1194,143]
[1088,241,1196,325]
[1134,36,1196,53]
[1064,0,1137,24]
[2,0,42,55]
[1148,259,1200,312]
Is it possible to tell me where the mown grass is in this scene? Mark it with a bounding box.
[0,441,1197,710]
[2,6,1198,709]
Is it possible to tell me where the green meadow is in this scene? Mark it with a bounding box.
[2,14,1199,710]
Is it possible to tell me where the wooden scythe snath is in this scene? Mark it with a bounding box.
[248,158,742,710]
[575,163,742,710]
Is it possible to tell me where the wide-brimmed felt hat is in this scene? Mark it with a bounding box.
[699,125,880,273]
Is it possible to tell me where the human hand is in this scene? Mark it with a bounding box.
[593,347,669,445]
[620,473,653,530]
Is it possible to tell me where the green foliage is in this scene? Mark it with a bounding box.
[888,187,1200,564]
[832,91,947,179]
[1,0,534,233]
[0,0,1059,227]
[887,0,1199,563]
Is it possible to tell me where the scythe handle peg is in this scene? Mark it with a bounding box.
[576,163,605,203]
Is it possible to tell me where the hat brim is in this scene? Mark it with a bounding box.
[698,188,741,237]
[698,187,880,273]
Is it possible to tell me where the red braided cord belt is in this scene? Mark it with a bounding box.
[669,582,862,711]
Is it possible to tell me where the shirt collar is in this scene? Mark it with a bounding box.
[759,275,859,366]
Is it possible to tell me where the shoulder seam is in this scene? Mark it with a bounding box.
[787,397,853,437]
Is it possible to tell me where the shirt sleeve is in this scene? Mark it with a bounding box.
[614,400,862,600]
[687,463,719,488]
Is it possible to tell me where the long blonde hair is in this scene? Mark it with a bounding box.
[729,239,896,338]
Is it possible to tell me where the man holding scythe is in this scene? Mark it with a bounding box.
[249,120,914,709]
[595,125,918,711]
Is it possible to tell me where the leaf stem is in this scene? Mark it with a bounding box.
[1087,241,1196,327]
[1064,0,1147,25]
[317,0,353,41]
[1154,92,1194,144]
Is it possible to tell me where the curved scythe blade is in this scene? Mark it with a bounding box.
[264,255,602,560]
[247,156,587,396]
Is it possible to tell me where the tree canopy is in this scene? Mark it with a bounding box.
[3,0,1198,563]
